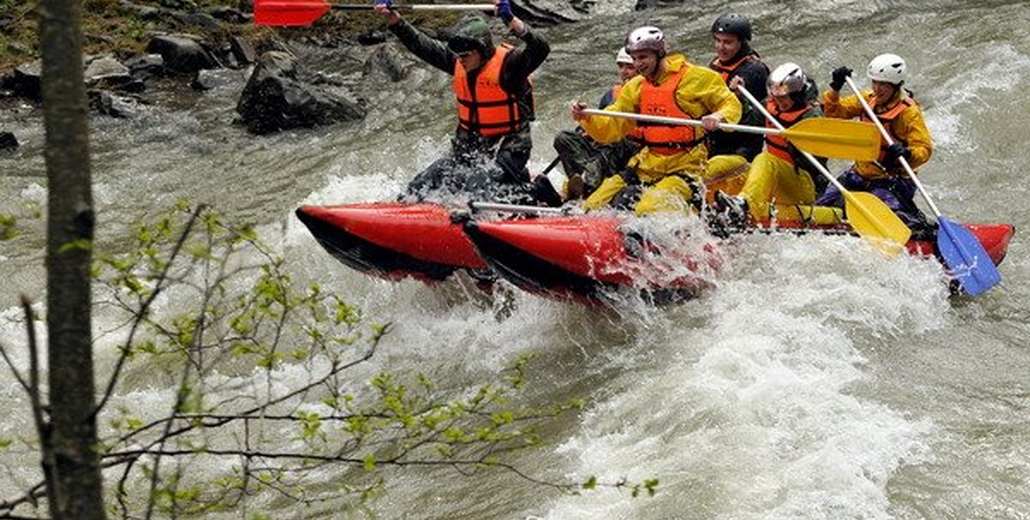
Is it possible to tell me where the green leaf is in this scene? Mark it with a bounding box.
[645,478,659,497]
[0,213,18,240]
[57,238,92,254]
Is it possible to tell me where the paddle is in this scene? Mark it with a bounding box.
[579,108,881,162]
[254,0,495,26]
[844,76,1000,295]
[735,85,911,250]
[469,201,576,215]
[541,156,561,175]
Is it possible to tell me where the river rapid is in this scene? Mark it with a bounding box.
[2,0,1029,518]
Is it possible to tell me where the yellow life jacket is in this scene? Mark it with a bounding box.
[453,44,527,138]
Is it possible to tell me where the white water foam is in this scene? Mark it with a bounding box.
[529,233,948,520]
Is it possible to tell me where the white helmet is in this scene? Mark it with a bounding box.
[867,53,907,85]
[616,47,633,65]
[625,26,666,54]
[768,62,807,96]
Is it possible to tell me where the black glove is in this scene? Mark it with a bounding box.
[829,66,853,91]
[883,142,912,169]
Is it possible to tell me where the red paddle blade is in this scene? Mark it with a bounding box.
[254,0,331,26]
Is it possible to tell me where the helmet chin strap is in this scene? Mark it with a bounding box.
[646,52,665,82]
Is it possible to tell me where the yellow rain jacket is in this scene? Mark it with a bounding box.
[580,54,741,181]
[821,88,933,180]
[580,53,741,213]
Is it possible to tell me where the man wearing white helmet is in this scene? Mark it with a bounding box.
[571,25,742,215]
[815,53,934,230]
[714,62,845,230]
[542,47,642,203]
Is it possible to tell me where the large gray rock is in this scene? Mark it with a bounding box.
[235,51,366,135]
[88,90,140,119]
[84,55,132,87]
[10,60,42,100]
[364,43,417,83]
[230,36,258,65]
[146,33,219,75]
[0,131,18,151]
[125,54,166,82]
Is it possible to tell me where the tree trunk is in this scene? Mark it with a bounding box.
[39,0,107,517]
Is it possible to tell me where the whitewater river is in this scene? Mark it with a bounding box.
[2,0,1029,518]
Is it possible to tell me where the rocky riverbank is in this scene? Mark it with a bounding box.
[0,0,604,149]
[0,0,681,149]
[1,0,475,149]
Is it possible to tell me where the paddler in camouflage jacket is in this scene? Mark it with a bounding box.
[373,0,550,204]
[541,47,641,205]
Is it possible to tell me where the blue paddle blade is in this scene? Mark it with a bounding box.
[936,217,1001,296]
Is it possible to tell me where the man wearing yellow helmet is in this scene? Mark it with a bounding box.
[572,26,742,215]
[815,54,934,230]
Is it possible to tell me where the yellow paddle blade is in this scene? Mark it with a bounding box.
[781,119,882,161]
[843,191,912,253]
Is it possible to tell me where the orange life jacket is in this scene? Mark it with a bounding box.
[710,54,756,83]
[453,45,527,138]
[635,66,701,155]
[764,100,813,164]
[860,95,915,163]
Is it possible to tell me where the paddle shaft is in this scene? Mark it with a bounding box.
[541,156,561,175]
[842,77,942,216]
[470,201,574,215]
[844,77,1000,294]
[735,84,910,248]
[735,86,846,192]
[253,0,496,26]
[581,108,782,137]
[332,3,495,10]
[258,1,495,12]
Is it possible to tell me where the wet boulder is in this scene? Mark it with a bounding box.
[84,55,132,88]
[0,131,18,151]
[230,36,258,66]
[88,90,140,118]
[364,43,417,83]
[125,54,166,82]
[146,33,219,75]
[235,51,366,135]
[9,60,42,101]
